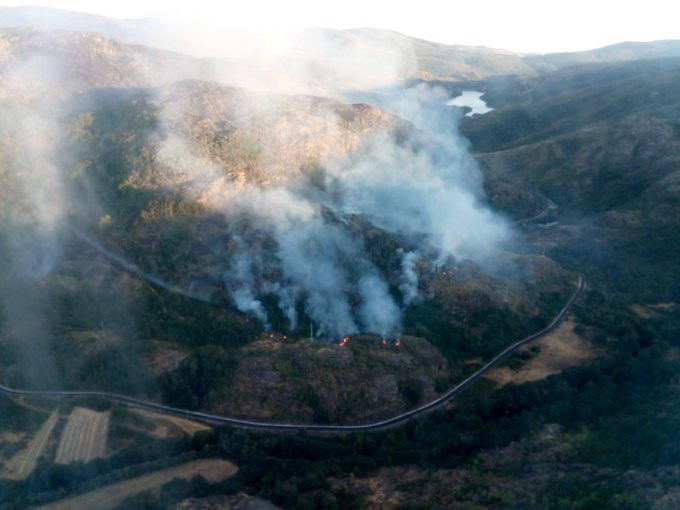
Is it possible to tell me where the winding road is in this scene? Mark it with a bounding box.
[0,274,585,432]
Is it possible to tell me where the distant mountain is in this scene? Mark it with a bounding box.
[0,26,209,102]
[324,27,535,81]
[528,40,680,71]
[3,7,680,86]
[0,6,164,45]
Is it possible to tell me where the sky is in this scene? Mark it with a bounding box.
[0,0,678,53]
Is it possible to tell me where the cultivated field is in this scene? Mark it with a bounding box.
[55,407,110,464]
[1,408,59,480]
[37,458,238,510]
[485,320,600,386]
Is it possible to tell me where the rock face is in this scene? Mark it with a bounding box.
[211,335,448,424]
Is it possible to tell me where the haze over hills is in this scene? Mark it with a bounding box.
[2,6,680,84]
[0,8,679,509]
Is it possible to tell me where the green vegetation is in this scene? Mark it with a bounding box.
[2,297,676,509]
[160,346,239,409]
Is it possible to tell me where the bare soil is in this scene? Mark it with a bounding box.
[130,408,211,438]
[37,458,238,510]
[485,320,599,386]
[0,431,25,443]
[629,304,662,319]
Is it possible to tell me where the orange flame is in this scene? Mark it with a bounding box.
[339,336,349,346]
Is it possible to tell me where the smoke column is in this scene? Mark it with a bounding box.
[0,21,511,343]
[152,82,510,339]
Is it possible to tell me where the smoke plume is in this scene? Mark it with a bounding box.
[151,81,510,339]
[0,19,511,345]
[0,58,68,387]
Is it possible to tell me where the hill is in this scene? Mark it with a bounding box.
[0,15,679,510]
[528,39,680,71]
[459,58,680,294]
[3,7,680,86]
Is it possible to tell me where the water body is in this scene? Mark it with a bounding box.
[446,90,493,116]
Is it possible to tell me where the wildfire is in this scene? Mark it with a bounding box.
[381,338,388,345]
[339,336,349,347]
[395,339,401,347]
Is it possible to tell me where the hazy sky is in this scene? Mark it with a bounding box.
[0,0,678,53]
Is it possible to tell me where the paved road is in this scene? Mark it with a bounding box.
[0,274,585,432]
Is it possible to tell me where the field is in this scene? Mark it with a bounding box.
[485,320,599,386]
[37,458,238,510]
[131,408,212,437]
[1,409,59,480]
[54,407,110,464]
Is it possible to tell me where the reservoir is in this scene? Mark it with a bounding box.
[446,90,493,116]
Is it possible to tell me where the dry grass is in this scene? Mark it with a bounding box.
[630,302,676,319]
[647,302,676,312]
[486,320,599,386]
[131,408,211,438]
[1,409,59,480]
[148,340,190,376]
[665,347,680,362]
[629,304,661,319]
[0,431,25,443]
[37,458,238,510]
[55,407,110,464]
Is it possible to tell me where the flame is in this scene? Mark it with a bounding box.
[339,336,349,347]
[395,339,401,346]
[381,338,388,345]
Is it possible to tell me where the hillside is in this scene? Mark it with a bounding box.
[1,15,680,510]
[0,26,210,103]
[0,31,574,418]
[528,39,680,71]
[459,57,680,300]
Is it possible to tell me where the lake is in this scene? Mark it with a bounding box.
[446,90,493,116]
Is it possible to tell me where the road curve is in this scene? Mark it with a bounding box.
[0,274,585,433]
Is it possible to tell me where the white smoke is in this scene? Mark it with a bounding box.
[0,55,69,388]
[0,21,511,341]
[399,250,420,306]
[150,80,510,339]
